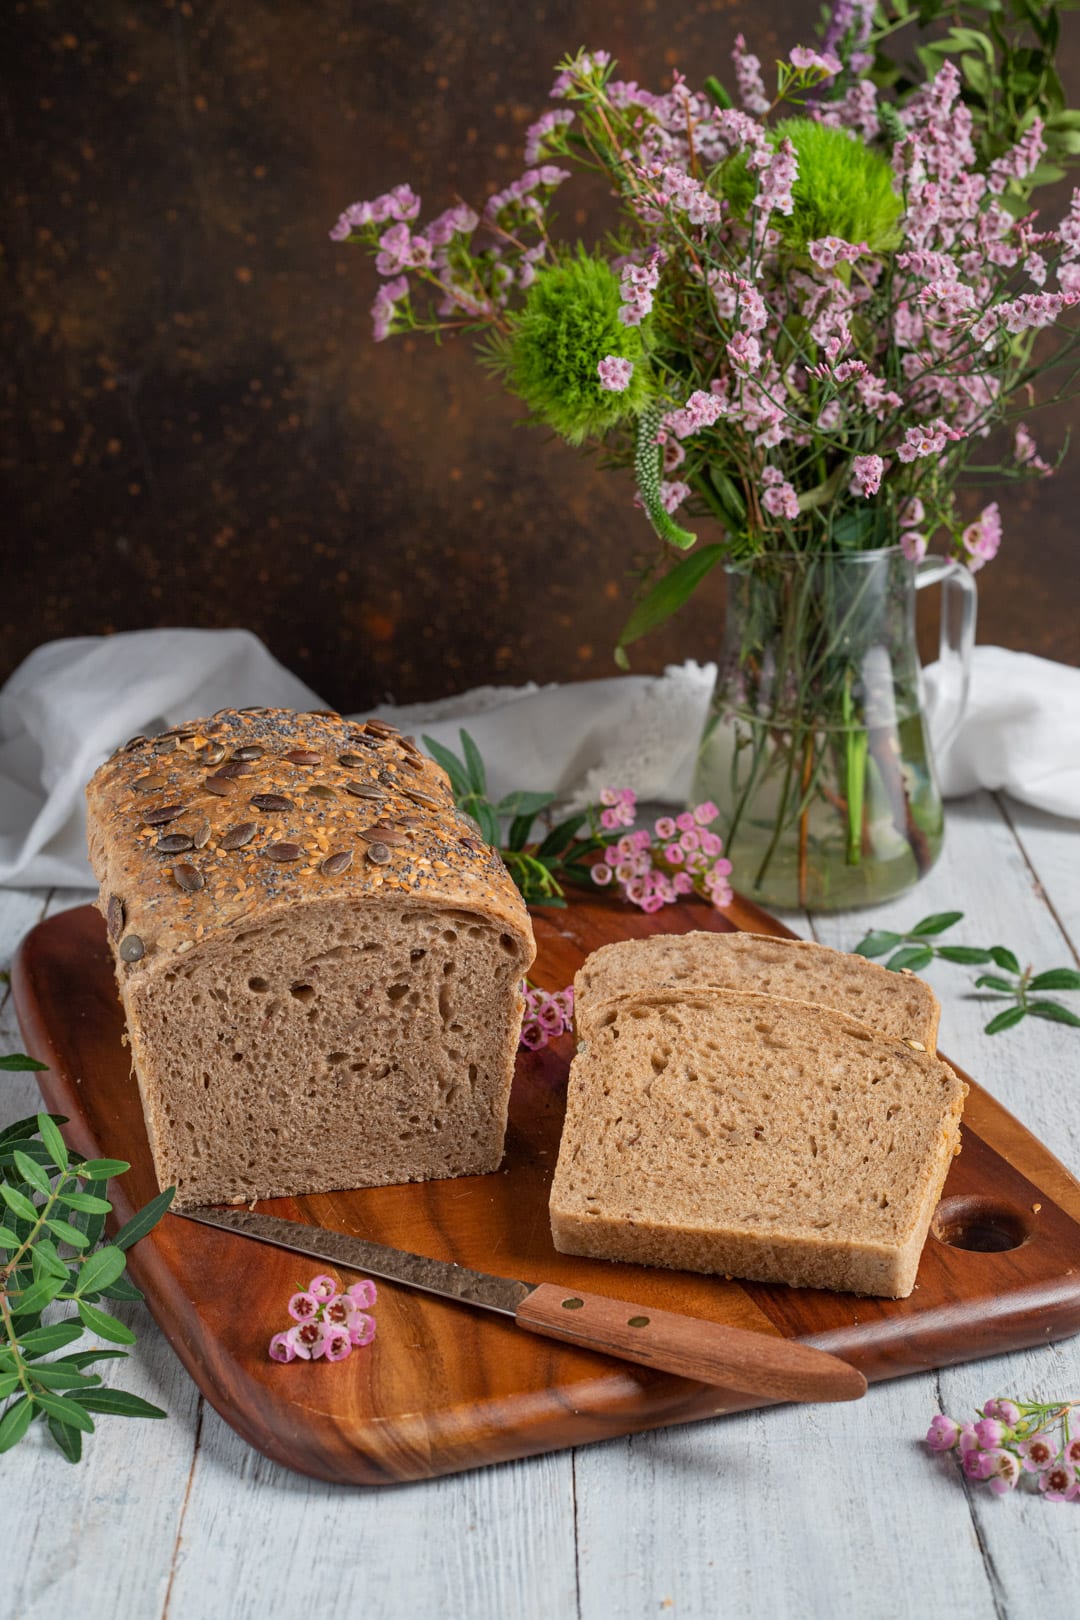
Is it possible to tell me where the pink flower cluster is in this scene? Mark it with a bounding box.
[269,1273,377,1363]
[598,355,634,392]
[618,253,663,326]
[519,983,575,1051]
[927,1397,1080,1500]
[590,791,734,912]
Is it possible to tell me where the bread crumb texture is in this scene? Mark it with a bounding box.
[550,990,966,1299]
[86,707,535,1207]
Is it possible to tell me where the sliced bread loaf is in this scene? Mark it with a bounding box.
[574,931,940,1050]
[86,707,536,1208]
[550,990,966,1298]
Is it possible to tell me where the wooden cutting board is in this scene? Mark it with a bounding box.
[13,895,1080,1485]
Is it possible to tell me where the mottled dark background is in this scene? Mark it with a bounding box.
[2,0,1078,708]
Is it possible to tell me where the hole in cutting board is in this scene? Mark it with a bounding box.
[931,1196,1032,1254]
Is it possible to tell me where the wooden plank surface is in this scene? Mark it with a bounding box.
[2,791,1080,1618]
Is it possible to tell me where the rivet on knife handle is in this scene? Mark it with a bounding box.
[514,1283,867,1404]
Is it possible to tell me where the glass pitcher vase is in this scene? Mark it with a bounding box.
[691,546,976,911]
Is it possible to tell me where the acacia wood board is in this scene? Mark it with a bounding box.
[13,895,1080,1485]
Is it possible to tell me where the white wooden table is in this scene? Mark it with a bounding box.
[2,789,1079,1620]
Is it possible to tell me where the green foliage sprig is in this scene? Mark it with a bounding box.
[421,729,611,907]
[854,911,1080,1036]
[0,1093,175,1463]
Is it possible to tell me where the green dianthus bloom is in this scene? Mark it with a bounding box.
[725,118,903,256]
[505,250,652,444]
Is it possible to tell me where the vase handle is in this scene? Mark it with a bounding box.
[914,556,977,755]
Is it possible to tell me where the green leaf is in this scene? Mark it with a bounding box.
[76,1159,130,1182]
[58,1191,112,1215]
[32,1238,71,1280]
[420,735,469,798]
[33,1391,95,1433]
[853,929,903,959]
[985,1005,1028,1035]
[703,73,733,110]
[0,1223,20,1248]
[25,1366,101,1390]
[0,1112,65,1147]
[507,813,536,852]
[0,1374,21,1401]
[616,544,724,657]
[909,911,965,937]
[36,1112,68,1171]
[17,1321,84,1355]
[990,946,1021,974]
[46,1415,83,1463]
[76,1299,136,1345]
[886,946,935,974]
[1028,968,1080,992]
[469,799,501,849]
[537,813,589,859]
[0,1182,39,1222]
[97,1276,144,1303]
[0,1053,48,1072]
[1027,1000,1080,1027]
[458,730,487,797]
[10,1274,65,1318]
[936,946,994,964]
[74,1245,127,1297]
[45,1217,90,1249]
[0,1397,35,1452]
[52,1348,128,1371]
[12,1151,51,1195]
[72,1388,166,1419]
[496,790,555,820]
[975,975,1019,993]
[0,1138,53,1171]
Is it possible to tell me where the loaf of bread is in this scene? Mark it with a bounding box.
[550,990,966,1298]
[574,931,940,1050]
[86,708,536,1209]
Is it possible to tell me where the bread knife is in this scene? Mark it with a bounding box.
[178,1206,866,1404]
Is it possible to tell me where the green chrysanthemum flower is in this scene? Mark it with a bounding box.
[505,250,652,444]
[725,118,903,256]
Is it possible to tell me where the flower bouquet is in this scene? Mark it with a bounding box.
[332,2,1080,908]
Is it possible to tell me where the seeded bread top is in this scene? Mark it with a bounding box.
[86,707,535,975]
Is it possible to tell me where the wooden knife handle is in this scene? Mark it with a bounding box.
[515,1283,866,1404]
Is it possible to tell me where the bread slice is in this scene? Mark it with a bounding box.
[550,990,966,1298]
[574,931,940,1050]
[86,707,535,1208]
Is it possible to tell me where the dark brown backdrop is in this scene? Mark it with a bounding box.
[3,0,1078,708]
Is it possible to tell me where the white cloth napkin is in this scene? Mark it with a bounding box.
[0,630,1076,889]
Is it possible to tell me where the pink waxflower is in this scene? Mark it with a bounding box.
[732,34,769,116]
[597,356,634,392]
[322,1324,353,1362]
[926,1414,962,1451]
[664,842,685,865]
[1020,1434,1057,1473]
[1014,424,1051,475]
[693,801,719,825]
[349,1312,377,1347]
[1039,1461,1078,1501]
[961,502,1002,572]
[896,418,954,463]
[850,455,884,498]
[1063,1437,1080,1468]
[286,1321,328,1360]
[974,1418,1006,1449]
[288,1290,321,1322]
[984,1398,1020,1425]
[309,1274,339,1302]
[268,1331,296,1363]
[900,531,928,563]
[654,816,676,840]
[789,46,843,76]
[591,860,613,886]
[984,1449,1021,1496]
[809,236,866,272]
[962,1446,994,1481]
